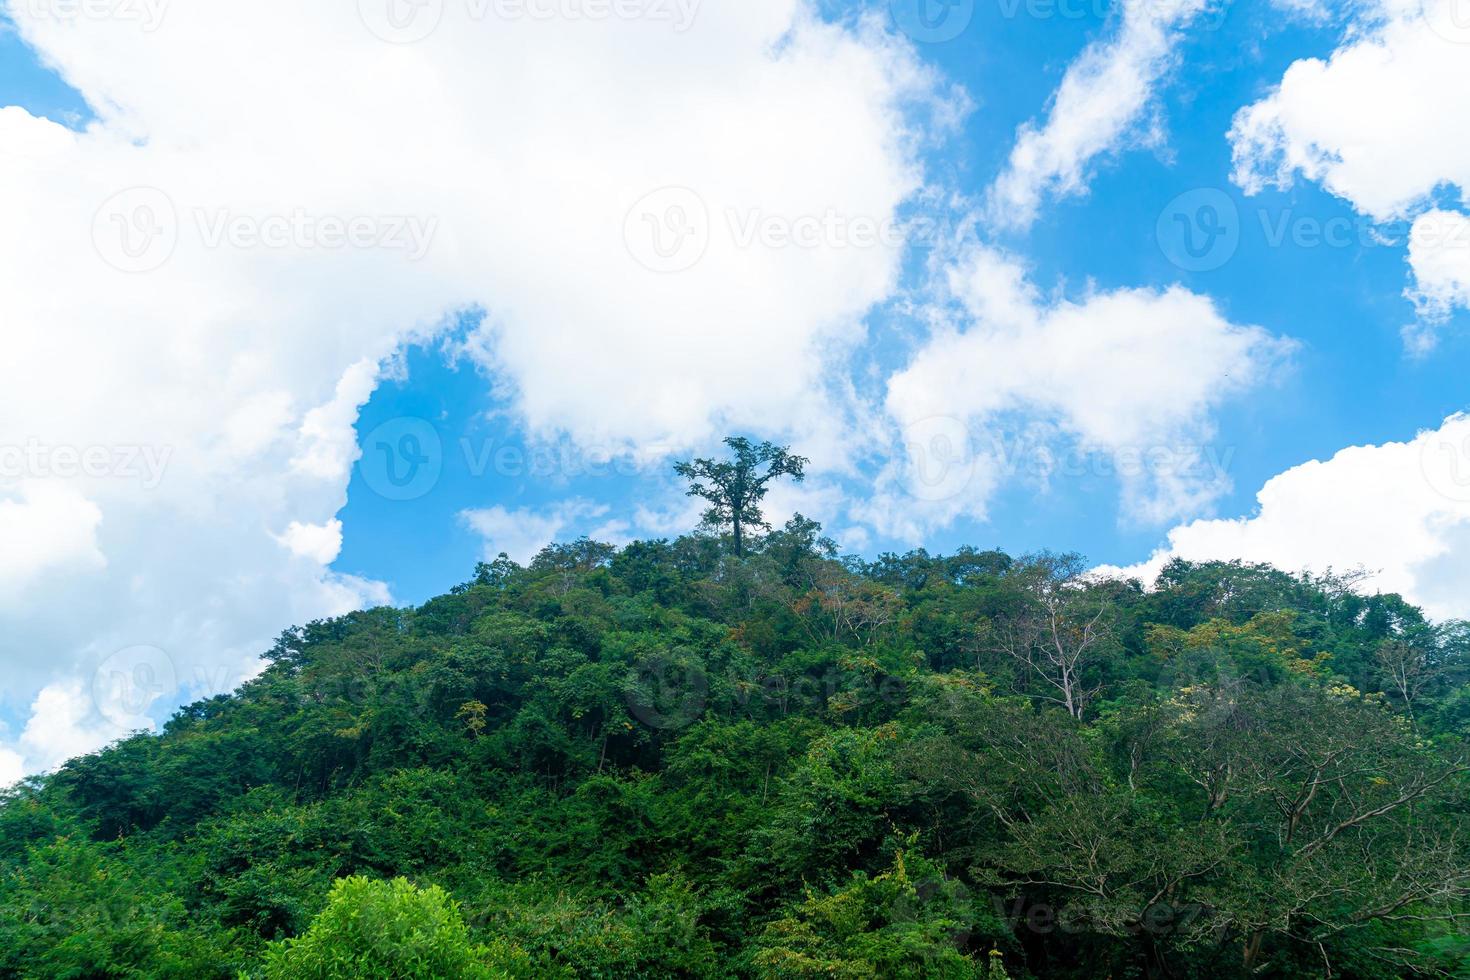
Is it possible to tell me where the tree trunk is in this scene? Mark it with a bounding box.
[1242,929,1266,973]
[732,509,744,556]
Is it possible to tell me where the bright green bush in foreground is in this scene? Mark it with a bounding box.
[258,876,499,979]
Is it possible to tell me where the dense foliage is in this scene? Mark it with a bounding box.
[2,520,1468,977]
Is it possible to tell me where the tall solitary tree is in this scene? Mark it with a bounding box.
[674,437,808,557]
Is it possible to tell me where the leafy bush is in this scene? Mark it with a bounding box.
[257,876,501,979]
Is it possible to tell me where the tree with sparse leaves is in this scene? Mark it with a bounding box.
[674,437,808,557]
[987,552,1114,719]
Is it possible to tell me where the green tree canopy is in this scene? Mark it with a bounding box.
[1,539,1466,979]
[673,437,808,556]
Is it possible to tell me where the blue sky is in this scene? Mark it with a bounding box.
[319,0,1470,604]
[3,0,1470,777]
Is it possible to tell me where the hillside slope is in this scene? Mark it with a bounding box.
[2,527,1468,978]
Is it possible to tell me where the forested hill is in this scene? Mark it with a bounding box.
[3,525,1468,978]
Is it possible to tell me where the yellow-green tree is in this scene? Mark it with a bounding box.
[258,876,505,979]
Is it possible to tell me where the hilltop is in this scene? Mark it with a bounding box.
[1,525,1467,978]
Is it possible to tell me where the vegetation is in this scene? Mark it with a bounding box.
[2,472,1468,975]
[259,876,498,979]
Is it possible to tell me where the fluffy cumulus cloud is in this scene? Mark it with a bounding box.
[1405,209,1470,351]
[1104,415,1470,620]
[856,246,1294,539]
[276,520,346,566]
[0,0,952,777]
[1229,0,1470,350]
[988,0,1212,228]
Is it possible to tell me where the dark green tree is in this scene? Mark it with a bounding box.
[674,437,808,557]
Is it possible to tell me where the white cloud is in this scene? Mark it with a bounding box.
[0,749,23,790]
[1266,0,1335,19]
[1102,414,1470,621]
[858,245,1293,539]
[0,483,105,594]
[0,1,952,775]
[15,682,126,774]
[1404,209,1470,353]
[988,0,1211,228]
[461,500,611,564]
[291,358,385,482]
[632,494,709,539]
[1229,0,1470,348]
[1230,2,1470,219]
[276,519,344,566]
